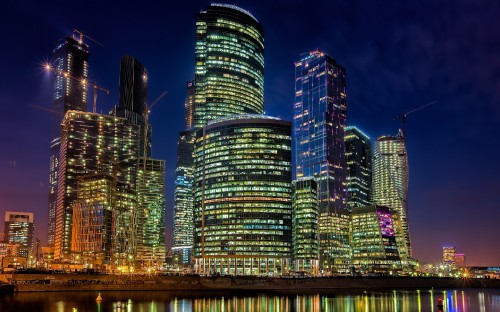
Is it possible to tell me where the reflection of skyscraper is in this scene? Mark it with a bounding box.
[194,3,264,128]
[293,49,349,272]
[372,130,411,257]
[48,36,89,247]
[345,126,372,208]
[4,211,34,258]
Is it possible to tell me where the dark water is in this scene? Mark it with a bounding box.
[1,289,500,311]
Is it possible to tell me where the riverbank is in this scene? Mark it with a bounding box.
[2,274,499,293]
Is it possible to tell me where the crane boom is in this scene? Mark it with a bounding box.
[73,29,104,47]
[405,100,438,116]
[395,100,437,138]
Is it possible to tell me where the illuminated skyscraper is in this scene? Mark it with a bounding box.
[443,245,456,265]
[372,130,411,258]
[194,3,264,129]
[136,158,166,269]
[185,80,195,129]
[350,205,403,274]
[345,126,372,208]
[293,49,349,272]
[193,115,292,275]
[47,36,89,247]
[116,55,150,157]
[454,253,466,268]
[292,178,319,275]
[4,211,34,258]
[54,111,138,260]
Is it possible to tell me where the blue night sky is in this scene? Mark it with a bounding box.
[1,0,499,266]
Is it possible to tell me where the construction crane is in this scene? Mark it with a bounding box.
[394,100,438,138]
[44,64,109,113]
[73,29,104,47]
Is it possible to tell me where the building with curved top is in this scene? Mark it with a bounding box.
[194,3,264,129]
[193,115,292,275]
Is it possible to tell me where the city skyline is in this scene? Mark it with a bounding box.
[1,0,499,266]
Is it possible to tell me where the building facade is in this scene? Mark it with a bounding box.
[4,211,34,258]
[193,115,292,275]
[293,49,349,273]
[194,3,264,129]
[54,111,138,260]
[48,35,89,247]
[350,205,403,274]
[372,130,411,258]
[443,245,456,266]
[345,126,372,208]
[292,179,319,275]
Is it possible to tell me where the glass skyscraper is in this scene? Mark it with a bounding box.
[372,130,411,258]
[194,3,264,128]
[48,36,89,247]
[345,126,372,208]
[293,49,349,273]
[193,115,292,276]
[4,211,34,258]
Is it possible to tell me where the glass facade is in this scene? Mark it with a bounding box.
[4,211,34,258]
[55,111,138,260]
[193,115,292,275]
[293,49,349,273]
[345,126,372,208]
[194,4,264,129]
[292,178,319,275]
[350,205,403,274]
[372,130,411,259]
[48,36,89,247]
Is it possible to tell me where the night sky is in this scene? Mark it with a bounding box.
[1,0,499,266]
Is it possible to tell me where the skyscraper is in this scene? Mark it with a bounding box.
[193,115,292,276]
[194,3,264,128]
[184,80,195,129]
[54,111,138,260]
[48,35,89,247]
[116,55,150,158]
[372,130,411,258]
[293,49,349,272]
[292,178,319,275]
[443,245,456,265]
[4,211,34,258]
[345,126,372,208]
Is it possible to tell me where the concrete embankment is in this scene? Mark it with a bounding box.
[3,274,500,293]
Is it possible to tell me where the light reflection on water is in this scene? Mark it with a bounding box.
[2,289,500,312]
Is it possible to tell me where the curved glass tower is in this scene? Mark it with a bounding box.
[193,115,292,275]
[194,3,264,129]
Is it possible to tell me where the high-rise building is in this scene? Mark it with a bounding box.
[443,245,456,265]
[184,81,195,129]
[136,158,166,269]
[4,211,34,258]
[293,49,349,272]
[350,205,403,274]
[72,173,136,270]
[116,55,150,158]
[372,130,411,258]
[172,130,195,264]
[48,35,89,247]
[54,111,138,260]
[454,253,466,268]
[292,178,319,275]
[345,126,372,208]
[193,115,292,275]
[194,3,264,129]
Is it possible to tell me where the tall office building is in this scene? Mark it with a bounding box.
[292,179,320,275]
[193,115,292,275]
[454,253,466,268]
[54,111,138,260]
[116,55,150,158]
[293,49,349,272]
[4,211,34,258]
[345,126,372,208]
[350,205,403,274]
[136,158,166,269]
[185,81,196,129]
[172,130,195,264]
[443,245,456,265]
[48,35,89,247]
[194,3,264,129]
[372,130,411,258]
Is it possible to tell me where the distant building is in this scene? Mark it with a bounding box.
[184,81,195,129]
[345,126,372,208]
[47,35,89,247]
[372,130,411,259]
[454,253,466,268]
[443,245,456,265]
[293,49,349,273]
[193,115,292,276]
[350,205,403,274]
[292,178,319,275]
[4,211,34,258]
